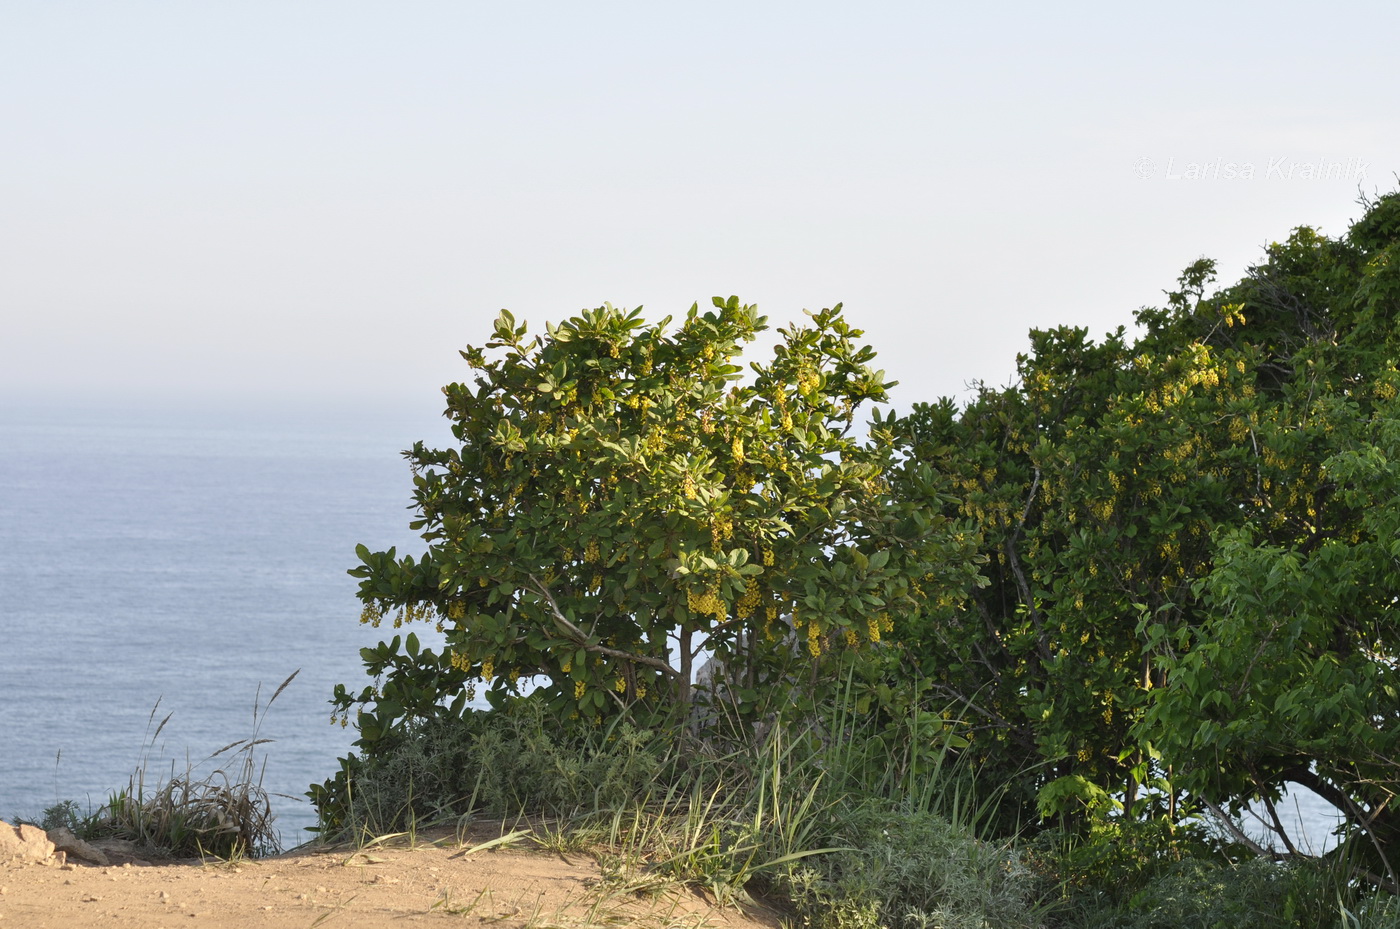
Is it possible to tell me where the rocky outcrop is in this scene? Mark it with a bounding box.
[46,827,111,866]
[0,820,55,864]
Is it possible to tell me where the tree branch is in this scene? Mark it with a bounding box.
[1259,795,1302,857]
[526,575,681,680]
[1199,797,1275,859]
[1005,466,1051,662]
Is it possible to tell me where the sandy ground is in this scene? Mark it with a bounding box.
[0,825,781,929]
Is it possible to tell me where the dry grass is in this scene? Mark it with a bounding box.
[83,670,298,858]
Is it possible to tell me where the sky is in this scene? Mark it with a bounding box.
[3,1,1397,426]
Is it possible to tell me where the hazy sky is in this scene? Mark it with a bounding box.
[4,2,1396,423]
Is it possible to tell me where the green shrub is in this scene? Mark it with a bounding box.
[783,804,1045,929]
[311,694,674,839]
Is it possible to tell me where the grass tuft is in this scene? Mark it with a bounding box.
[50,671,298,859]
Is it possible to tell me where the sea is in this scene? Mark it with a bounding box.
[0,402,1343,853]
[0,401,455,848]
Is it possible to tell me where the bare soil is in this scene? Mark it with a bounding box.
[0,825,781,929]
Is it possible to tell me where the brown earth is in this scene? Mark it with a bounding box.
[0,825,781,929]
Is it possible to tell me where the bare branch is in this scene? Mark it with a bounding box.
[1199,797,1275,859]
[526,575,681,680]
[1259,795,1302,857]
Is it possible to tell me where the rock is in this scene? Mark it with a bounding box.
[88,837,148,866]
[0,821,55,864]
[47,828,110,866]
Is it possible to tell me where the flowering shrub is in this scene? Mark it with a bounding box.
[335,298,977,741]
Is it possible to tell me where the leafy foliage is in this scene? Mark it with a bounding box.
[316,191,1400,917]
[893,191,1400,881]
[336,297,976,742]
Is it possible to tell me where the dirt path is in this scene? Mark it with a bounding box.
[0,826,780,928]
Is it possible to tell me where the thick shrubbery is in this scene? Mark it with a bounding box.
[312,696,673,838]
[318,190,1400,923]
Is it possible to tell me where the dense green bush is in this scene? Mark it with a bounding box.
[1053,854,1346,929]
[784,804,1044,929]
[316,191,1400,919]
[311,695,674,838]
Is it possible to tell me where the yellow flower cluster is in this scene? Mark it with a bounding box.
[584,539,600,563]
[762,547,774,566]
[731,436,745,464]
[710,513,732,549]
[866,616,881,643]
[736,582,761,620]
[574,679,587,699]
[844,628,858,648]
[359,602,386,628]
[682,474,698,499]
[687,583,727,624]
[481,658,495,681]
[614,675,627,693]
[807,618,822,656]
[392,602,435,629]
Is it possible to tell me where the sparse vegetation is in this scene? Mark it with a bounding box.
[33,673,297,860]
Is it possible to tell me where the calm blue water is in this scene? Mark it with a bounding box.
[0,403,452,847]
